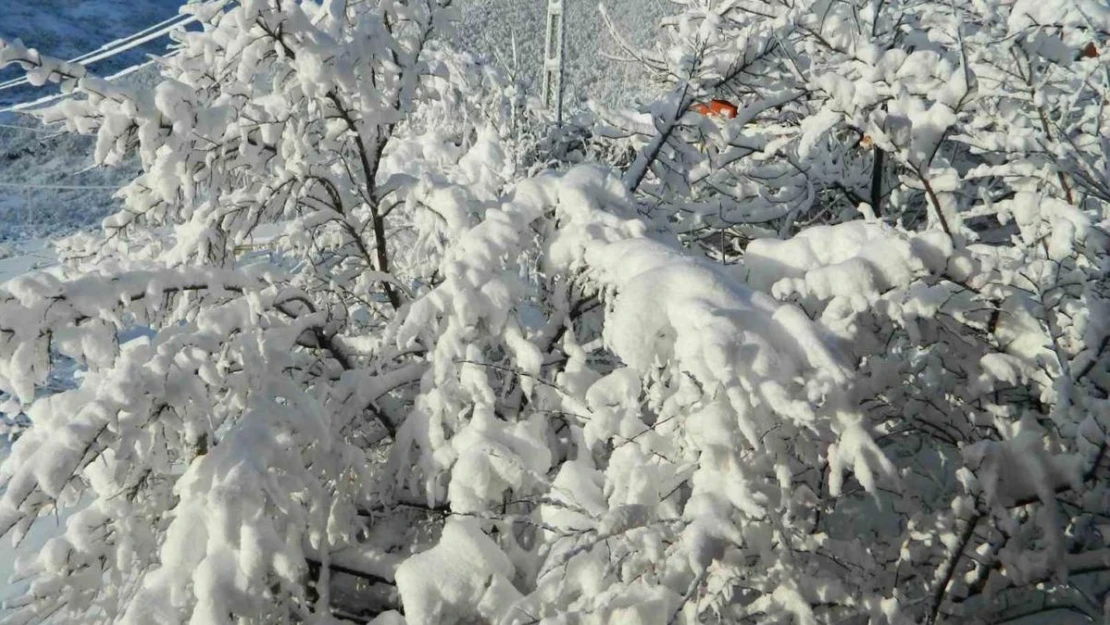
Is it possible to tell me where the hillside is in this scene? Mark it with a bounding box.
[0,0,184,241]
[0,0,183,107]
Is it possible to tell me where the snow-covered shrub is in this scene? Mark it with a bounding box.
[0,1,1108,624]
[586,0,1110,622]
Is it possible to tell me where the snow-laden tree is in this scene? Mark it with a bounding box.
[0,0,519,622]
[0,1,1109,624]
[590,0,1110,623]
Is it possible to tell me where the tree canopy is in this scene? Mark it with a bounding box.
[0,1,1109,624]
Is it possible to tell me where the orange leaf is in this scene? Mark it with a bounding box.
[692,99,739,119]
[708,99,738,119]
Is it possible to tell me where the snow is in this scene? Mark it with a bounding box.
[394,518,522,625]
[0,0,183,107]
[1,0,1109,624]
[450,0,669,109]
[0,25,191,259]
[0,239,55,282]
[0,238,59,603]
[0,0,662,246]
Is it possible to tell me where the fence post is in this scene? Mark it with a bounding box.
[541,0,566,126]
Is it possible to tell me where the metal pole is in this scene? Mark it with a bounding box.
[541,0,566,125]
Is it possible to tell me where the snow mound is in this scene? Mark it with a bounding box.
[394,518,522,625]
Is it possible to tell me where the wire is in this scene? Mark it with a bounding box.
[61,15,197,73]
[0,123,64,133]
[70,14,190,65]
[0,13,193,91]
[0,182,120,190]
[0,13,196,93]
[0,54,172,114]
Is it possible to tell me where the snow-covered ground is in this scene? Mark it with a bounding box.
[0,0,184,107]
[0,0,182,243]
[0,238,53,278]
[0,117,141,242]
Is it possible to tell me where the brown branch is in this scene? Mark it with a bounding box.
[918,170,955,238]
[871,147,885,214]
[927,512,983,625]
[254,18,400,310]
[325,93,402,311]
[304,557,393,586]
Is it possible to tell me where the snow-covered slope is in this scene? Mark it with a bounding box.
[0,0,184,242]
[0,118,141,242]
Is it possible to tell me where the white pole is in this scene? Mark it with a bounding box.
[541,0,566,125]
